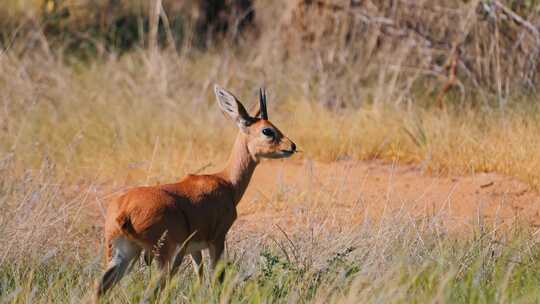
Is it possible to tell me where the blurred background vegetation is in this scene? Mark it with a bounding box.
[3,3,540,303]
[1,0,256,55]
[2,0,540,184]
[1,0,539,106]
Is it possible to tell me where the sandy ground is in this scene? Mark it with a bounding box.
[234,159,540,234]
[91,159,540,240]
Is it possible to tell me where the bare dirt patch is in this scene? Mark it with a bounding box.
[236,160,540,234]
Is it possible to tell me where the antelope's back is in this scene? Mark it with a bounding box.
[105,174,236,245]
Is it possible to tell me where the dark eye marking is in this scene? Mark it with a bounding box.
[262,128,274,137]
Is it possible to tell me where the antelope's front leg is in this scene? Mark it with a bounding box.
[209,237,225,283]
[191,251,204,282]
[140,245,185,304]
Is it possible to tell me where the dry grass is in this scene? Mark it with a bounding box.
[2,131,540,302]
[2,0,540,302]
[1,47,540,247]
[2,49,540,187]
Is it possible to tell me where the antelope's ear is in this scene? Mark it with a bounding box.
[214,85,253,132]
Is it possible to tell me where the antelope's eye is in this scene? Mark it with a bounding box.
[262,128,274,137]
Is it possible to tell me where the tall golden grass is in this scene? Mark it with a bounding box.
[2,1,540,303]
[2,48,540,187]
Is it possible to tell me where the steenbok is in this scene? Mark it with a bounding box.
[96,85,296,301]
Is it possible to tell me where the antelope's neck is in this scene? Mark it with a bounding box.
[217,133,258,205]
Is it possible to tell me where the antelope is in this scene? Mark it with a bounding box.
[96,85,297,301]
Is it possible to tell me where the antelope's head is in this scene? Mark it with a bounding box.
[214,85,297,161]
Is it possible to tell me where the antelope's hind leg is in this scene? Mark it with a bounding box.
[96,236,141,299]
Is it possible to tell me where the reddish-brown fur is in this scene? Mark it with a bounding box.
[96,85,296,301]
[105,174,236,265]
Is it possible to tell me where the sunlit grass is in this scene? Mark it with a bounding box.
[2,221,540,303]
[2,51,540,187]
[2,30,540,304]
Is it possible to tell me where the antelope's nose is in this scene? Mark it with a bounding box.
[291,142,296,152]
